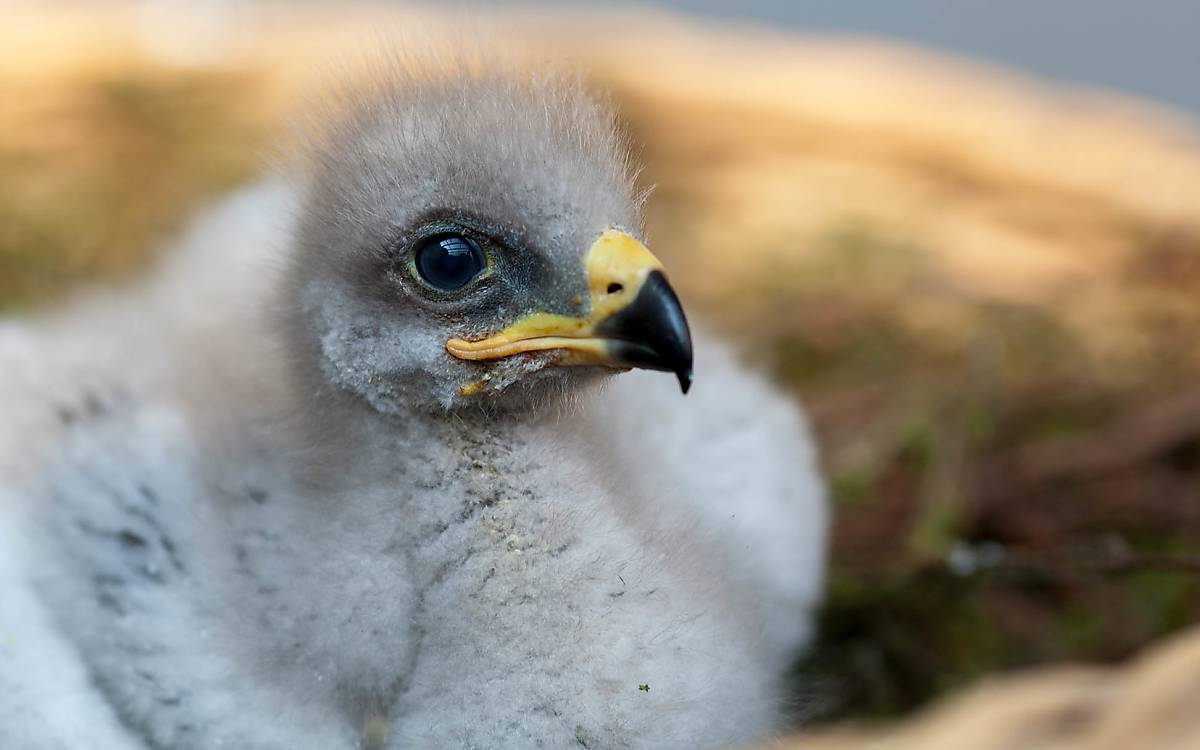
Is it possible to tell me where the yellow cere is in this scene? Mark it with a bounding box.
[583,228,664,320]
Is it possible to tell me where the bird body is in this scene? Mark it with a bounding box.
[0,60,826,749]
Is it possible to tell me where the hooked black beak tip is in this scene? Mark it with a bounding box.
[678,368,693,394]
[597,270,694,394]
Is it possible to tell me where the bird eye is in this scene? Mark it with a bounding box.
[414,233,487,292]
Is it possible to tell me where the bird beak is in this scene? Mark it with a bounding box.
[446,229,694,393]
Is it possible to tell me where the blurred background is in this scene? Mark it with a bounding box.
[6,0,1200,727]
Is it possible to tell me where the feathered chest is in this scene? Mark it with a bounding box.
[27,389,782,750]
[219,414,623,701]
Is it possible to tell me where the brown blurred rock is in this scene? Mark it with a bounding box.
[761,624,1200,750]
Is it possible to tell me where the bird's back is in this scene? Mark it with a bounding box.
[0,182,306,748]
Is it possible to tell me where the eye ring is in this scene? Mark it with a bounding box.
[411,232,489,293]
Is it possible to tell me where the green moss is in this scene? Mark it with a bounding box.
[829,467,875,506]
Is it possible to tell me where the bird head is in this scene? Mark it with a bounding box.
[285,62,692,414]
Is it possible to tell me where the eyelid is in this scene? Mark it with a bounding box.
[413,211,525,252]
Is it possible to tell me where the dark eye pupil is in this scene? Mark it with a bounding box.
[415,234,485,291]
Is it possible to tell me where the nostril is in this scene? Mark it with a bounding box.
[606,282,624,294]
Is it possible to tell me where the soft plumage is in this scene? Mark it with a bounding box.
[0,57,827,749]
